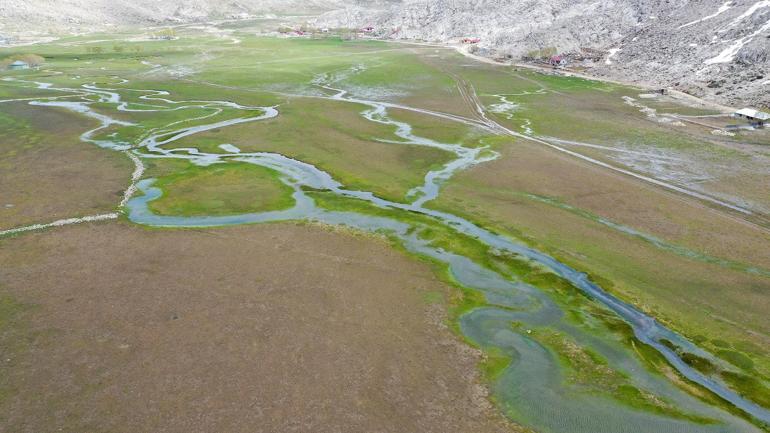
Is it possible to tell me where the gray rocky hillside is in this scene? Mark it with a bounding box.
[0,0,348,29]
[315,0,770,107]
[0,0,767,107]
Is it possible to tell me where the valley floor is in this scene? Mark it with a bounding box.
[1,23,769,432]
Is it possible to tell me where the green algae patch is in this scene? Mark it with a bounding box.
[307,190,538,280]
[148,162,295,217]
[716,350,755,371]
[597,315,770,427]
[720,372,770,409]
[168,97,458,204]
[387,107,493,147]
[532,329,715,424]
[479,347,513,382]
[307,190,766,427]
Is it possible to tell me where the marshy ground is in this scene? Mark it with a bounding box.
[1,21,769,432]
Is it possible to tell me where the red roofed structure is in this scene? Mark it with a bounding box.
[549,55,565,67]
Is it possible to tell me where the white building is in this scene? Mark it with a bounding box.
[734,108,770,127]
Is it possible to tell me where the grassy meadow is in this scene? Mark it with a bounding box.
[1,24,769,431]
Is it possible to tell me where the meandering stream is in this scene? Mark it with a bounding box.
[4,64,768,432]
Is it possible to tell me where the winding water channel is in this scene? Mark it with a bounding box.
[4,63,769,432]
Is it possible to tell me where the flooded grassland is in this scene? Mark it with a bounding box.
[1,27,769,432]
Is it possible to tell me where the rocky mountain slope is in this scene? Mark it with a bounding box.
[314,0,770,107]
[0,0,358,30]
[0,0,767,107]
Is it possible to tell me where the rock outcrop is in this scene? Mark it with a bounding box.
[315,0,769,107]
[0,0,353,29]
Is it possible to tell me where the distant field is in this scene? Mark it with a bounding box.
[167,97,462,203]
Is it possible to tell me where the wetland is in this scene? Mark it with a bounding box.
[1,23,769,432]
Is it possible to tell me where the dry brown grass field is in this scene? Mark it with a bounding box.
[0,221,518,433]
[0,103,132,230]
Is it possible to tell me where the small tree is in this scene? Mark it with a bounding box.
[25,54,45,67]
[113,45,125,53]
[154,28,176,39]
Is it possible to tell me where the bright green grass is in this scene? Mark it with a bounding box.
[531,328,715,423]
[388,107,492,146]
[479,347,513,382]
[427,183,770,376]
[168,97,457,203]
[342,48,456,90]
[0,108,37,151]
[305,190,734,422]
[148,161,295,216]
[195,38,409,90]
[307,190,537,281]
[720,372,770,409]
[4,31,768,428]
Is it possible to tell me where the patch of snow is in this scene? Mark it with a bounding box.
[605,48,621,65]
[723,0,770,31]
[679,1,733,29]
[705,20,770,64]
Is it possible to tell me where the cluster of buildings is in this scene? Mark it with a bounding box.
[277,25,387,40]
